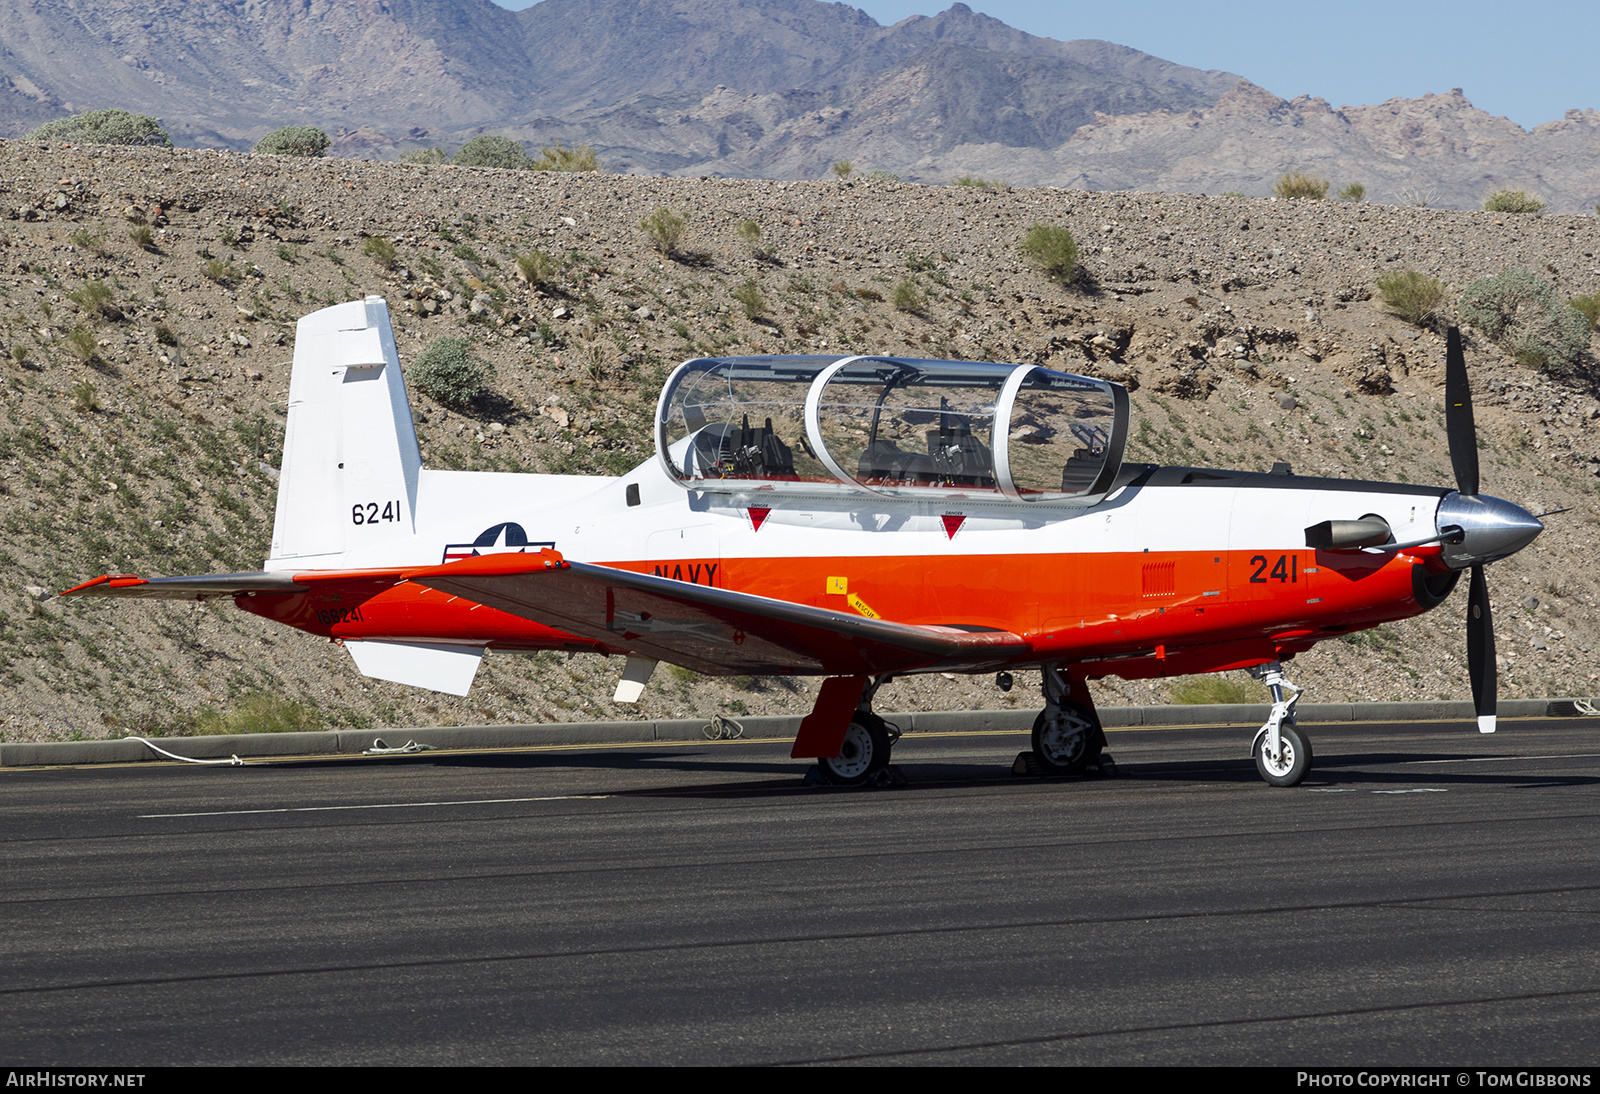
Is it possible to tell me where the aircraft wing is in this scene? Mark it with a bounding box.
[403,550,1031,677]
[61,572,316,599]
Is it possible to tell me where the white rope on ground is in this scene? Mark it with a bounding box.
[702,714,744,740]
[363,739,436,755]
[125,737,243,765]
[1574,699,1600,716]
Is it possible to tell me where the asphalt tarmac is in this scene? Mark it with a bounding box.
[4,718,1599,1066]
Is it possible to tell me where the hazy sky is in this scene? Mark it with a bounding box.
[490,0,1597,130]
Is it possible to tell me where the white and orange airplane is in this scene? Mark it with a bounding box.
[65,297,1543,786]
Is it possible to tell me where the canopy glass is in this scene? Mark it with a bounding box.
[656,354,1127,505]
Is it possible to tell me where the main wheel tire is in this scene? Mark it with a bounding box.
[819,714,891,786]
[1254,724,1312,787]
[1032,703,1101,776]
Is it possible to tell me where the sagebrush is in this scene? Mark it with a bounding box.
[515,249,556,286]
[1274,172,1329,200]
[1020,224,1078,284]
[409,336,495,408]
[254,126,330,157]
[29,109,170,147]
[361,235,397,270]
[890,279,923,313]
[639,207,686,257]
[453,136,534,170]
[1374,270,1446,326]
[1484,190,1545,214]
[1570,293,1600,331]
[731,280,768,319]
[532,144,601,172]
[1458,268,1591,375]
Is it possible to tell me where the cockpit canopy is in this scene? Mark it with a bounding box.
[656,355,1129,505]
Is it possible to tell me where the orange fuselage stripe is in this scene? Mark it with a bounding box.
[236,548,1428,678]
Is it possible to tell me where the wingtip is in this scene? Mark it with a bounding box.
[59,574,147,598]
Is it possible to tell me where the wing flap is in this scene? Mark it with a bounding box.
[403,550,1030,676]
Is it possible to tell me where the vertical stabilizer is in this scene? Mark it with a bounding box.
[267,297,422,568]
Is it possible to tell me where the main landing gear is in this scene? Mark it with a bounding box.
[1024,667,1112,777]
[816,676,903,787]
[1249,662,1312,787]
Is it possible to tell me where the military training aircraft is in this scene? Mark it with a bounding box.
[63,297,1544,786]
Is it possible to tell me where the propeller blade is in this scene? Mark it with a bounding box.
[1444,326,1480,496]
[1467,563,1497,733]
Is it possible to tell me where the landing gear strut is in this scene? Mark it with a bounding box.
[817,676,902,787]
[1249,662,1312,787]
[1030,667,1109,776]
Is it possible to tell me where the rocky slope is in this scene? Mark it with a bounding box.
[0,141,1596,743]
[951,82,1600,214]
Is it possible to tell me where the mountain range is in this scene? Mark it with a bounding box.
[2,0,1596,210]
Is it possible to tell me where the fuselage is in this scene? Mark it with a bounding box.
[241,456,1461,682]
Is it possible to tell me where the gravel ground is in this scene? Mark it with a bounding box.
[1,141,1596,743]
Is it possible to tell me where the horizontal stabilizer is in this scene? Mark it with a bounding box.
[403,550,1030,677]
[344,639,486,696]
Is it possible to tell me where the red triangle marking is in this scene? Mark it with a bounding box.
[941,513,965,540]
[748,506,772,532]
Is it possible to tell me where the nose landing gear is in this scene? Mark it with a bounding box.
[1248,662,1312,787]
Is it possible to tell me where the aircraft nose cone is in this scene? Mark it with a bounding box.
[1436,492,1544,569]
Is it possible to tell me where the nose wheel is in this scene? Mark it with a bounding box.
[1253,723,1312,787]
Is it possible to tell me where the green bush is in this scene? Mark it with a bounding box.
[70,280,120,322]
[452,136,534,170]
[1374,270,1446,326]
[129,224,156,250]
[64,326,100,364]
[28,109,171,147]
[830,160,853,179]
[410,336,494,408]
[191,693,320,735]
[890,279,924,313]
[731,279,768,320]
[1338,182,1366,202]
[1273,172,1329,200]
[1484,189,1545,214]
[1170,674,1258,705]
[1570,293,1600,331]
[952,175,1001,189]
[736,220,761,247]
[1020,224,1079,284]
[361,235,398,270]
[515,249,556,286]
[401,147,447,164]
[72,380,100,415]
[531,143,600,172]
[1458,268,1592,375]
[639,207,686,257]
[254,126,330,157]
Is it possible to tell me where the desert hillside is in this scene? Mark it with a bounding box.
[1,140,1596,743]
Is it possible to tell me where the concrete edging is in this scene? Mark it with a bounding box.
[0,698,1584,767]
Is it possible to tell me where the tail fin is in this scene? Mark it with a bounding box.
[267,297,422,569]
